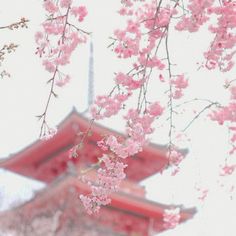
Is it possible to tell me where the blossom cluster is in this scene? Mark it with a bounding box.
[175,0,236,72]
[168,148,184,175]
[103,103,163,159]
[80,155,127,214]
[90,0,181,123]
[36,0,88,87]
[81,0,187,213]
[36,0,89,138]
[80,102,164,213]
[163,207,181,229]
[91,91,131,120]
[171,74,188,99]
[175,0,214,32]
[194,184,209,201]
[205,1,236,72]
[41,127,57,140]
[220,163,236,176]
[113,0,178,64]
[209,85,236,155]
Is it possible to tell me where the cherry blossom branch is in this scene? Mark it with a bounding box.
[0,18,29,30]
[70,85,119,157]
[165,27,174,148]
[77,0,203,213]
[72,4,174,155]
[164,26,184,173]
[66,22,91,35]
[36,0,89,139]
[80,154,127,214]
[79,0,183,213]
[37,5,71,138]
[209,85,236,156]
[0,43,18,64]
[38,68,58,138]
[0,19,29,78]
[173,98,220,110]
[137,1,168,112]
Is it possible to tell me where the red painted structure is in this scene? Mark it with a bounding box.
[0,110,195,235]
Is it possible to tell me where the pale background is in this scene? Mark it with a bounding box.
[0,0,236,235]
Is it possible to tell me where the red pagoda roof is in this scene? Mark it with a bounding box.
[0,109,183,183]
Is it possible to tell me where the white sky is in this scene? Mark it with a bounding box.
[0,0,236,235]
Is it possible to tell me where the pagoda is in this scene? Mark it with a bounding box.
[0,110,196,236]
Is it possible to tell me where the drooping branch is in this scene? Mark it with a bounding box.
[165,27,174,160]
[0,18,29,30]
[0,18,29,78]
[36,0,89,138]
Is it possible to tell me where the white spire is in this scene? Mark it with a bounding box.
[82,37,94,114]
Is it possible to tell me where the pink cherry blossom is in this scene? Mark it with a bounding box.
[175,0,213,32]
[44,0,59,14]
[147,102,164,117]
[230,86,236,100]
[91,91,131,120]
[195,185,209,201]
[171,74,188,89]
[80,155,127,214]
[71,6,88,22]
[35,31,44,44]
[159,74,165,82]
[115,72,144,90]
[171,75,188,99]
[220,164,236,176]
[169,149,184,166]
[55,75,71,87]
[40,127,57,140]
[42,60,55,73]
[97,140,108,151]
[60,0,71,8]
[37,0,89,139]
[163,207,181,229]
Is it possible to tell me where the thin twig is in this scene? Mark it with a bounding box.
[67,22,91,35]
[0,18,29,30]
[165,26,175,160]
[182,102,220,132]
